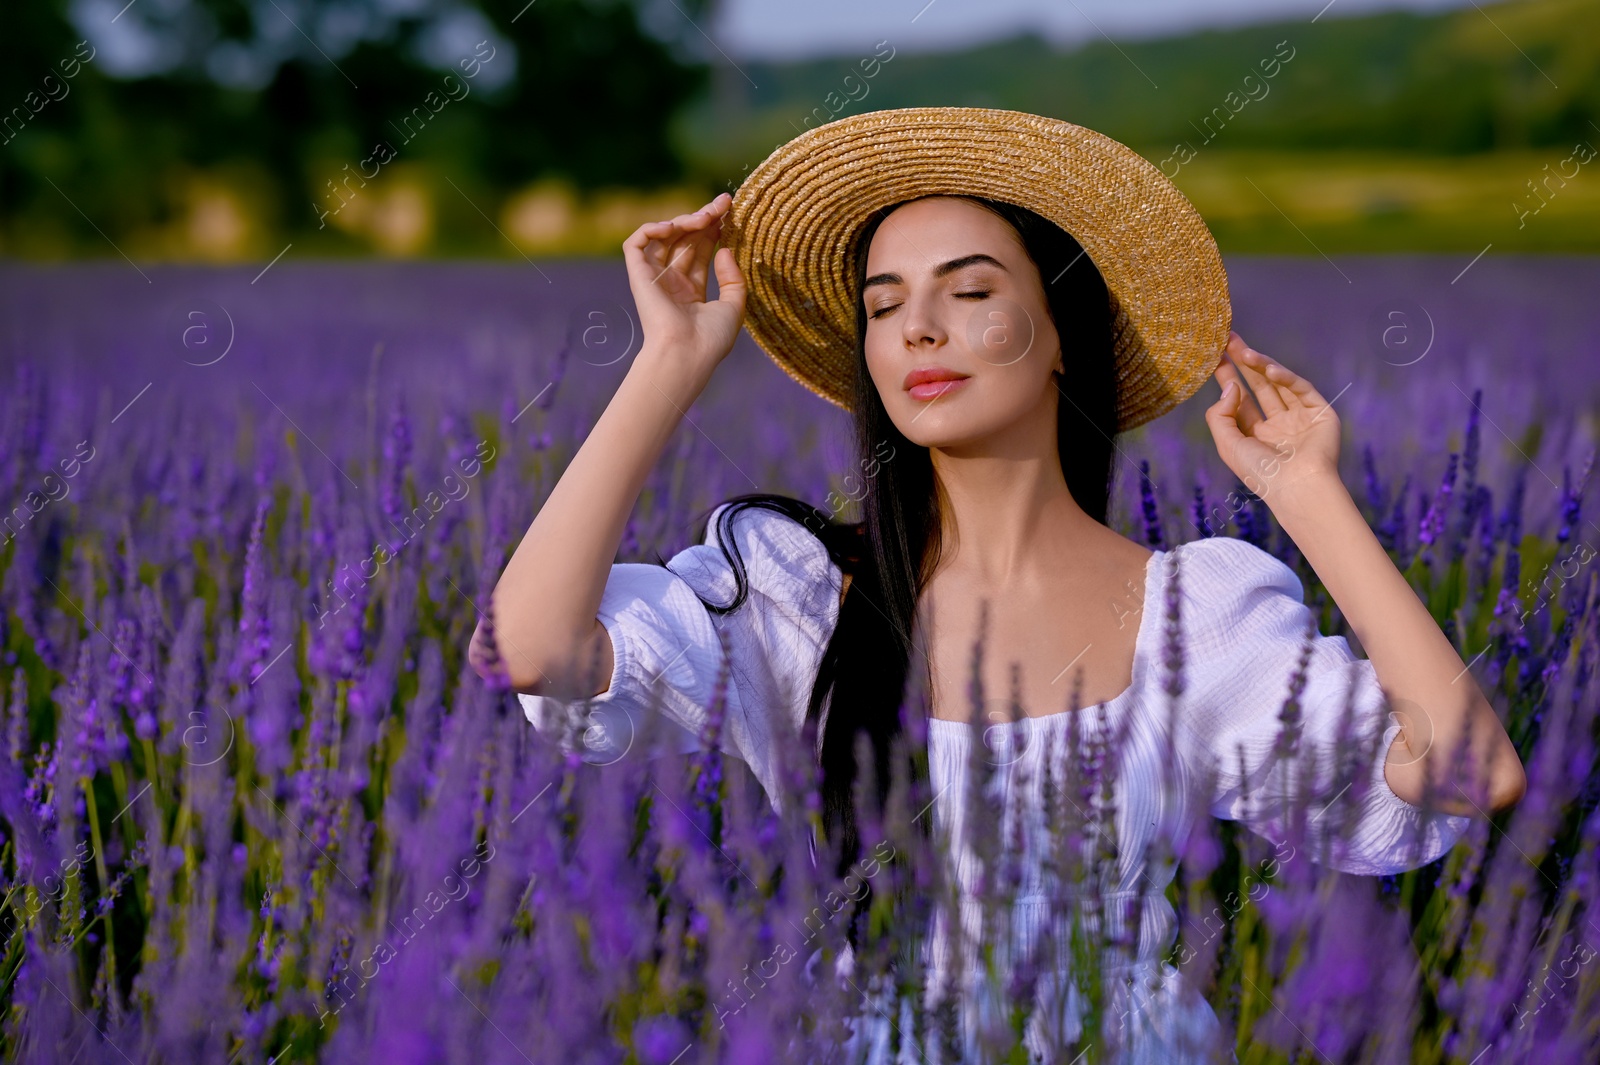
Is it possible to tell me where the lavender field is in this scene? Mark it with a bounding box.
[0,256,1598,1064]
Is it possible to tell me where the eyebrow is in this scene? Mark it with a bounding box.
[862,253,1009,291]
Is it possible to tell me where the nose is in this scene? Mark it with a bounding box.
[900,288,948,350]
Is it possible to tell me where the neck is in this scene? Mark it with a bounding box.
[928,413,1097,587]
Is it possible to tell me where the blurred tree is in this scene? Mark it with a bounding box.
[0,0,718,257]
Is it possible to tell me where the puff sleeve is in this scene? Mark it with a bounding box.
[1170,536,1474,876]
[516,501,843,814]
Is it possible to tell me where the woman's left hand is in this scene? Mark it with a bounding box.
[1204,331,1341,502]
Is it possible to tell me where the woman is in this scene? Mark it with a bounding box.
[472,109,1525,1062]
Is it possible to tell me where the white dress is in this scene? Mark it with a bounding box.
[519,501,1474,1063]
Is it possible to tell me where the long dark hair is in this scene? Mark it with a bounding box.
[687,195,1120,947]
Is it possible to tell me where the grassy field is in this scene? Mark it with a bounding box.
[1158,147,1600,253]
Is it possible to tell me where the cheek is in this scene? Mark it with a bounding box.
[969,299,1046,368]
[863,334,898,393]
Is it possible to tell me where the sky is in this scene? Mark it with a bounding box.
[70,0,1491,84]
[707,0,1484,60]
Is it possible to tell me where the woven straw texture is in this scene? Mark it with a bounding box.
[720,106,1232,433]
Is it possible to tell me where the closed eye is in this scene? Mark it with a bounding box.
[868,290,991,321]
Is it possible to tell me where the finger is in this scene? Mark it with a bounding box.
[625,207,717,265]
[684,216,721,296]
[656,225,705,270]
[712,247,747,314]
[1248,351,1330,414]
[624,221,681,279]
[665,202,724,233]
[1227,334,1285,419]
[652,242,696,288]
[675,211,732,295]
[1229,342,1306,411]
[657,208,723,280]
[628,196,731,288]
[1228,348,1292,415]
[624,218,681,255]
[1215,350,1263,435]
[1205,377,1249,449]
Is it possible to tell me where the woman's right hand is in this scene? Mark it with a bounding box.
[622,191,747,375]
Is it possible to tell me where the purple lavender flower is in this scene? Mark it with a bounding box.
[1138,459,1165,548]
[236,496,273,682]
[381,394,414,528]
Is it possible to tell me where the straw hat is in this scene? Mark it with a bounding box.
[720,106,1232,433]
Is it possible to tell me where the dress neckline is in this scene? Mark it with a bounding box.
[925,545,1167,732]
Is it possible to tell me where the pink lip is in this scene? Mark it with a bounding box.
[903,366,971,401]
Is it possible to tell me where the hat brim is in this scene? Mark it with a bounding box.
[721,106,1232,434]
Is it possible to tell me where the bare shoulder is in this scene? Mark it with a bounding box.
[1094,528,1159,591]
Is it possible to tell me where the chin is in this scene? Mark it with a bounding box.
[891,390,1044,449]
[890,406,1001,450]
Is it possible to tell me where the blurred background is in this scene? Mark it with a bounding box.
[4,0,1597,262]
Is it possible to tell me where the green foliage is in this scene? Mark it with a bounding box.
[1,0,713,257]
[679,0,1600,168]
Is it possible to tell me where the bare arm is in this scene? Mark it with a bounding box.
[1268,473,1524,815]
[1206,332,1526,817]
[469,191,746,695]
